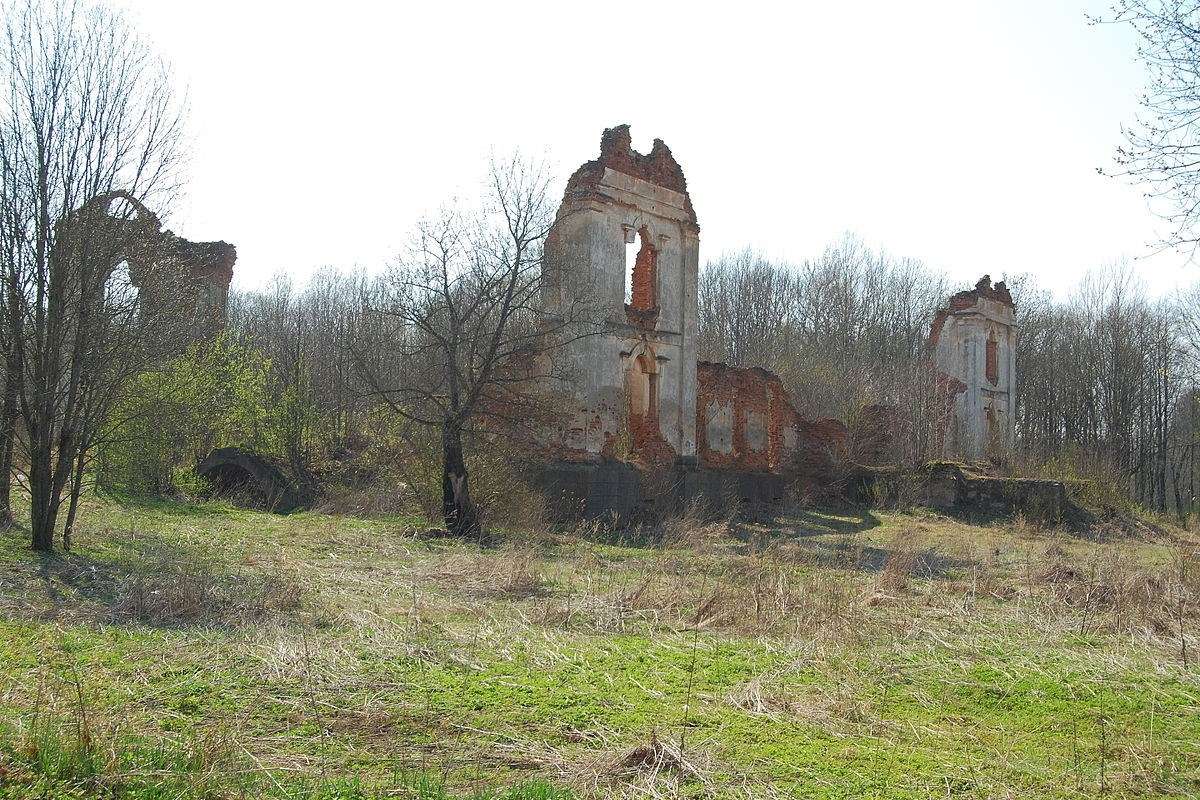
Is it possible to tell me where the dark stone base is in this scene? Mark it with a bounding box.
[196,447,307,514]
[537,459,787,523]
[849,462,1080,525]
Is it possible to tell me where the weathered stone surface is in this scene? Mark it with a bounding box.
[695,361,801,473]
[537,459,785,523]
[852,462,1072,525]
[57,191,235,340]
[538,129,1024,518]
[542,125,700,465]
[930,275,1016,459]
[196,448,305,513]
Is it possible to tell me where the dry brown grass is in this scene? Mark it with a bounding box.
[1010,511,1044,539]
[109,564,306,626]
[314,482,416,518]
[874,527,926,596]
[1030,543,1200,660]
[10,495,1200,798]
[659,501,737,554]
[417,541,550,600]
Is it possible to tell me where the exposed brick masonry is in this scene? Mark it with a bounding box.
[563,124,698,227]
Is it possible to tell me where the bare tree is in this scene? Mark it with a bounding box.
[698,235,947,423]
[1098,1,1200,256]
[0,0,187,550]
[352,155,602,541]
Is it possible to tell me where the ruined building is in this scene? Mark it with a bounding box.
[541,124,700,463]
[57,191,235,341]
[930,276,1016,458]
[539,126,833,514]
[540,125,1017,517]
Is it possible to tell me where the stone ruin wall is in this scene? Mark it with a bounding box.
[60,192,236,341]
[694,359,864,493]
[540,125,1019,509]
[930,276,1016,459]
[695,361,797,473]
[541,125,699,465]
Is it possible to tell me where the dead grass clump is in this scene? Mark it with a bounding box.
[659,502,736,555]
[875,529,928,595]
[738,560,857,639]
[728,674,880,738]
[793,686,880,736]
[109,560,308,626]
[1011,511,1044,539]
[653,556,868,640]
[1035,547,1200,652]
[420,544,549,600]
[563,515,619,543]
[515,727,717,799]
[1044,541,1068,560]
[727,675,802,719]
[611,732,711,785]
[315,482,414,518]
[492,544,549,598]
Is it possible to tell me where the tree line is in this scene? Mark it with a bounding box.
[698,244,1200,519]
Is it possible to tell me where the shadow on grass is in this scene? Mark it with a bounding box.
[730,506,881,549]
[734,506,974,578]
[97,488,238,518]
[0,522,305,629]
[806,538,970,577]
[786,507,883,536]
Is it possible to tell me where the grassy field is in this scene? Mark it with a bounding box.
[0,493,1198,798]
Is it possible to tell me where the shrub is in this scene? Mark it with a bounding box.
[97,334,306,496]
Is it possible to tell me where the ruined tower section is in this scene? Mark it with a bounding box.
[66,192,236,343]
[930,276,1016,458]
[542,125,700,463]
[151,236,236,339]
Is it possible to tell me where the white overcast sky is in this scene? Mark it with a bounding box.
[113,0,1190,297]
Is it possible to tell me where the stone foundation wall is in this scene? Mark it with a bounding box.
[538,459,786,523]
[852,462,1075,525]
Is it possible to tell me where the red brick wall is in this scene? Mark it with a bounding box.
[629,232,657,311]
[629,408,676,465]
[696,361,797,473]
[985,332,999,386]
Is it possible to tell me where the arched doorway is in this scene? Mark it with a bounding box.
[626,350,659,421]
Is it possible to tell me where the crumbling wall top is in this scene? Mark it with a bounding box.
[563,124,697,226]
[63,191,236,290]
[946,275,1014,310]
[167,238,236,286]
[929,275,1014,348]
[696,359,786,387]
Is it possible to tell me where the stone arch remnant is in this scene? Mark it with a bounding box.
[196,448,306,513]
[55,191,235,344]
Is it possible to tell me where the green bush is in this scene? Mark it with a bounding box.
[96,334,308,496]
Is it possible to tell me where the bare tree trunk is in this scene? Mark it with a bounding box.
[441,420,479,541]
[61,444,87,551]
[0,337,18,527]
[29,445,58,551]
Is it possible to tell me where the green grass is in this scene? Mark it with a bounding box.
[1,492,1198,797]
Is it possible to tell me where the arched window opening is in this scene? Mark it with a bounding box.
[624,226,657,312]
[104,259,140,319]
[105,196,140,221]
[627,352,659,419]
